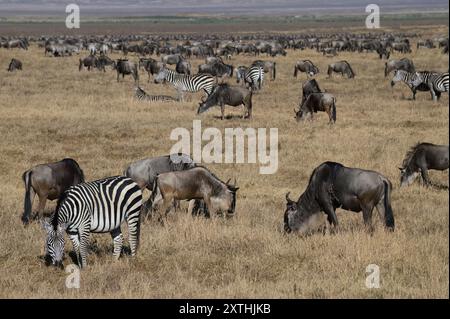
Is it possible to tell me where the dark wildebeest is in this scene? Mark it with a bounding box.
[301,79,322,104]
[115,59,139,83]
[124,153,196,214]
[294,60,319,78]
[384,58,415,77]
[284,161,395,233]
[327,61,355,78]
[152,166,238,219]
[21,158,85,225]
[7,58,22,72]
[399,143,449,187]
[162,54,182,65]
[251,60,276,81]
[139,57,165,82]
[295,92,336,124]
[96,55,116,72]
[79,55,98,71]
[198,61,234,78]
[197,83,253,120]
[175,58,191,75]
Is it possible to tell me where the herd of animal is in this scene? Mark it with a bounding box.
[2,31,449,269]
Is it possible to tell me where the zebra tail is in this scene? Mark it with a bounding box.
[22,170,33,224]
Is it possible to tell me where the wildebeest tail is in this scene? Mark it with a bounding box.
[383,180,395,231]
[22,170,33,225]
[79,58,83,71]
[331,97,336,123]
[273,62,276,80]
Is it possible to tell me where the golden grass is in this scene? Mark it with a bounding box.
[0,25,448,298]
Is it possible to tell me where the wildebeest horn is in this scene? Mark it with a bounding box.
[398,167,403,171]
[225,178,231,185]
[285,192,293,203]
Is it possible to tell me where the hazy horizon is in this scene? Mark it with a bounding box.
[0,0,448,16]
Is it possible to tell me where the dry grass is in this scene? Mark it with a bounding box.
[0,24,448,299]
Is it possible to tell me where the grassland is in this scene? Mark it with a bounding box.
[0,23,448,298]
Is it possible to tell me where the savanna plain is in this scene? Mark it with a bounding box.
[0,22,448,298]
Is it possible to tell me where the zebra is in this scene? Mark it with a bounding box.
[42,176,143,269]
[134,86,179,102]
[411,71,449,101]
[153,67,215,102]
[236,65,264,91]
[390,70,432,100]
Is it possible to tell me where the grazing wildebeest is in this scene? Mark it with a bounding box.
[295,92,336,124]
[152,166,238,219]
[124,153,196,213]
[115,59,139,83]
[301,79,322,104]
[399,143,449,187]
[251,60,276,80]
[197,83,253,120]
[96,55,116,72]
[284,161,395,233]
[7,58,22,72]
[384,58,415,77]
[327,61,355,78]
[79,55,98,71]
[21,158,85,225]
[175,58,191,75]
[294,60,319,78]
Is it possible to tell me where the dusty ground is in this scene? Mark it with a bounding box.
[0,23,448,298]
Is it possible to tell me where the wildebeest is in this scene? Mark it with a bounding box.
[115,59,139,83]
[175,58,192,75]
[295,92,336,124]
[139,57,165,81]
[124,153,196,213]
[294,60,319,78]
[384,58,415,77]
[152,166,238,218]
[21,158,85,225]
[327,61,355,78]
[162,54,182,65]
[7,58,22,72]
[284,161,395,233]
[399,143,449,187]
[198,61,234,78]
[96,55,116,72]
[301,79,322,104]
[251,60,276,81]
[197,83,253,120]
[79,55,98,71]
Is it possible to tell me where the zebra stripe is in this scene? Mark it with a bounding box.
[45,176,143,268]
[413,71,449,101]
[134,86,178,102]
[237,66,264,90]
[157,68,215,97]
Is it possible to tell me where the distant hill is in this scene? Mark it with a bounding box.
[0,0,448,16]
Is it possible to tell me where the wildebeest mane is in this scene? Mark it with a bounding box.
[343,60,355,76]
[62,158,85,183]
[402,143,433,168]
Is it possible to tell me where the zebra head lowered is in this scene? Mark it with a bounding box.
[42,218,67,268]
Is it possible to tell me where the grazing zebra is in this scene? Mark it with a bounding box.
[236,65,264,91]
[42,176,143,269]
[411,71,449,101]
[154,67,215,102]
[134,86,179,102]
[391,70,432,100]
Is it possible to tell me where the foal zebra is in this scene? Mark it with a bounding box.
[236,66,264,91]
[42,176,143,269]
[391,70,432,100]
[411,71,449,101]
[153,67,215,102]
[134,86,179,102]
